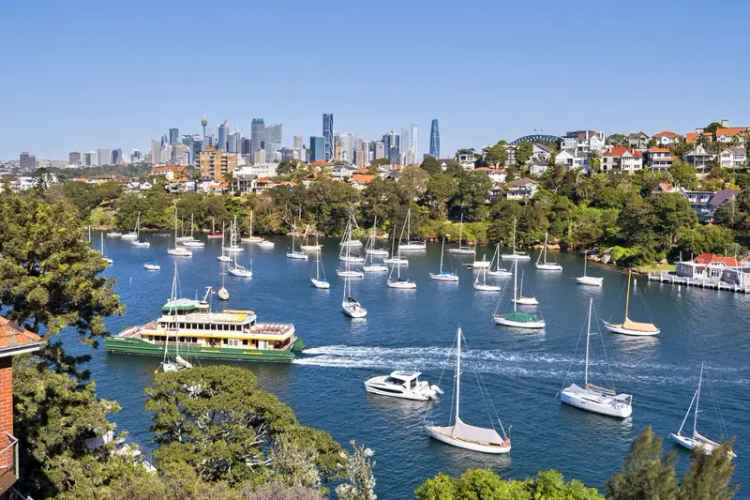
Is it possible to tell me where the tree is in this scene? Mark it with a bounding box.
[145,365,343,486]
[703,121,723,136]
[335,441,377,500]
[607,133,628,146]
[277,160,298,175]
[420,156,442,175]
[451,171,492,221]
[649,192,698,249]
[607,426,678,500]
[424,173,458,219]
[669,160,698,189]
[516,142,533,169]
[678,441,738,500]
[0,193,122,376]
[484,140,508,167]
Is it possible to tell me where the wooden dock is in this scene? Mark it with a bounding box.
[647,272,750,293]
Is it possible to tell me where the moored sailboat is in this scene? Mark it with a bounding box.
[487,244,511,277]
[560,298,633,418]
[501,218,530,261]
[341,272,367,318]
[494,260,545,329]
[430,237,459,282]
[602,271,659,336]
[397,208,426,251]
[310,235,331,289]
[576,250,603,286]
[364,217,389,257]
[167,209,192,257]
[535,232,562,271]
[131,213,151,248]
[447,214,475,255]
[473,267,500,292]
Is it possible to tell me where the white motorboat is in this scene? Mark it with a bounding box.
[670,363,736,458]
[106,231,122,238]
[341,271,367,318]
[365,371,442,401]
[501,218,530,261]
[430,237,459,282]
[576,250,603,287]
[487,244,512,277]
[494,260,545,329]
[144,263,161,271]
[602,271,659,336]
[560,298,633,418]
[425,327,511,454]
[397,208,426,252]
[447,214,476,255]
[535,232,563,271]
[473,267,500,292]
[310,239,330,289]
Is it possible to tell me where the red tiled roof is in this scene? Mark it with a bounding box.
[694,253,738,267]
[605,146,641,158]
[0,317,44,352]
[351,173,375,184]
[653,130,681,138]
[647,147,671,153]
[716,127,748,137]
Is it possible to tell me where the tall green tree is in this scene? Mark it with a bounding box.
[516,142,533,169]
[484,140,508,167]
[678,441,737,500]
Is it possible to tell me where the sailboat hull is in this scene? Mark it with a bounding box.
[513,297,538,306]
[339,255,365,264]
[217,256,231,262]
[430,273,459,282]
[494,315,545,329]
[342,302,367,318]
[447,248,475,255]
[425,425,511,454]
[387,280,416,289]
[365,249,389,257]
[560,386,632,418]
[473,283,500,292]
[310,278,330,289]
[576,276,603,286]
[535,263,563,271]
[363,265,389,273]
[472,261,490,269]
[501,253,530,261]
[337,270,364,278]
[602,321,660,336]
[383,257,408,266]
[286,252,309,260]
[487,270,512,277]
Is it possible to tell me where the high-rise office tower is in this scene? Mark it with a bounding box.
[265,124,282,162]
[383,131,400,165]
[19,152,36,170]
[227,132,241,154]
[429,119,440,158]
[84,152,95,167]
[169,128,179,145]
[241,138,252,156]
[217,121,229,152]
[401,124,419,164]
[68,152,81,166]
[96,148,112,166]
[130,150,143,163]
[151,140,161,165]
[322,113,334,161]
[309,136,326,162]
[112,148,123,165]
[250,118,266,158]
[336,133,354,163]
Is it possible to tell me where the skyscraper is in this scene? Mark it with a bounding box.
[19,152,36,170]
[68,152,81,166]
[96,148,112,166]
[322,113,334,161]
[429,119,440,158]
[401,124,419,164]
[250,118,266,159]
[383,131,400,165]
[310,136,326,162]
[227,132,241,154]
[265,124,282,162]
[217,121,229,152]
[201,118,208,141]
[112,148,123,165]
[169,128,179,145]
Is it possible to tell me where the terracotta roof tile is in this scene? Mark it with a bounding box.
[653,130,681,138]
[0,317,44,352]
[716,127,748,137]
[694,253,738,267]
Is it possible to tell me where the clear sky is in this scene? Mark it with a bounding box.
[1,0,749,160]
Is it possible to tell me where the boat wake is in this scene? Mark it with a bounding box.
[296,345,750,386]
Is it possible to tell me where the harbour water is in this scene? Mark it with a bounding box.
[68,233,750,499]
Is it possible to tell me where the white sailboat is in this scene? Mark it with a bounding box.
[106,231,122,238]
[207,217,223,239]
[472,253,491,269]
[535,232,562,271]
[287,213,309,260]
[670,363,736,458]
[560,298,633,418]
[341,272,367,318]
[338,216,364,264]
[175,219,193,242]
[425,327,511,454]
[512,272,538,306]
[224,216,244,253]
[131,213,150,247]
[340,213,363,248]
[473,267,500,292]
[447,214,475,255]
[398,208,426,251]
[430,237,459,282]
[364,217,389,257]
[241,210,264,243]
[501,218,530,261]
[167,209,192,257]
[576,250,603,287]
[159,264,194,373]
[487,244,511,277]
[337,225,364,278]
[257,239,275,249]
[494,260,545,329]
[100,233,113,265]
[300,226,323,252]
[602,271,659,336]
[217,222,231,262]
[121,218,138,240]
[217,267,230,300]
[387,214,416,288]
[182,214,205,247]
[310,235,331,289]
[227,253,253,278]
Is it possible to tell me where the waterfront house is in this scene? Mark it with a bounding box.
[150,164,189,182]
[675,253,750,286]
[652,130,683,146]
[528,159,549,177]
[683,145,715,173]
[0,317,46,496]
[350,172,375,190]
[601,146,643,173]
[561,130,606,155]
[645,147,673,171]
[456,149,479,170]
[715,127,748,144]
[506,178,538,200]
[719,146,747,169]
[627,131,650,150]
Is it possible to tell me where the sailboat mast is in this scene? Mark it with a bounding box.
[458,214,463,249]
[440,237,445,273]
[512,218,517,253]
[455,328,462,424]
[513,260,518,312]
[583,250,588,277]
[624,270,632,319]
[584,298,592,386]
[694,362,703,436]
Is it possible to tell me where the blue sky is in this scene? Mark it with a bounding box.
[1,0,749,159]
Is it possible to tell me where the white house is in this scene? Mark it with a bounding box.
[652,130,682,146]
[601,146,643,173]
[506,178,538,200]
[719,146,747,169]
[716,127,747,144]
[560,130,606,154]
[645,147,673,171]
[684,145,715,173]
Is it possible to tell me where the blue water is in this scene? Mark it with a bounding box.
[69,233,750,498]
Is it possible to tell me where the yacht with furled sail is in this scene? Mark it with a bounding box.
[447,214,475,255]
[364,217,389,257]
[535,232,562,271]
[225,216,244,253]
[207,217,223,239]
[300,225,323,252]
[387,213,417,288]
[512,272,539,306]
[473,266,500,292]
[310,235,331,289]
[494,260,545,329]
[501,218,530,261]
[217,222,230,262]
[560,298,632,418]
[131,213,150,248]
[227,253,253,278]
[576,250,603,286]
[168,210,192,257]
[341,272,367,318]
[337,223,364,278]
[383,226,408,266]
[158,265,194,373]
[105,274,303,363]
[425,327,511,454]
[670,363,736,458]
[182,214,205,247]
[430,237,459,282]
[241,211,263,243]
[339,215,365,264]
[487,243,511,277]
[286,212,309,260]
[398,207,426,251]
[99,232,113,265]
[602,270,659,336]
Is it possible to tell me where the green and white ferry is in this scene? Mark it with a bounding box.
[105,297,303,363]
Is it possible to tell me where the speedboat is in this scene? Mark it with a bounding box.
[364,371,442,401]
[342,297,367,318]
[144,263,161,271]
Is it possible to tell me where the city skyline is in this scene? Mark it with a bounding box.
[1,0,749,159]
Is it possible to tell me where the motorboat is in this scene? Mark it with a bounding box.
[602,271,659,336]
[535,232,563,271]
[144,263,161,271]
[425,327,511,454]
[576,250,603,287]
[560,299,633,418]
[364,371,442,401]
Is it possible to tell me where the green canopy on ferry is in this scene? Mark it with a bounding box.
[161,299,204,313]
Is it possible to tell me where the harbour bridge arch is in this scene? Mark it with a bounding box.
[510,134,560,145]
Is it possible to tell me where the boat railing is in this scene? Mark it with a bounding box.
[252,323,295,335]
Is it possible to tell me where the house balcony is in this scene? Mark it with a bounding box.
[0,433,19,494]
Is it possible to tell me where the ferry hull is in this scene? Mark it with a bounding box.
[104,337,300,364]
